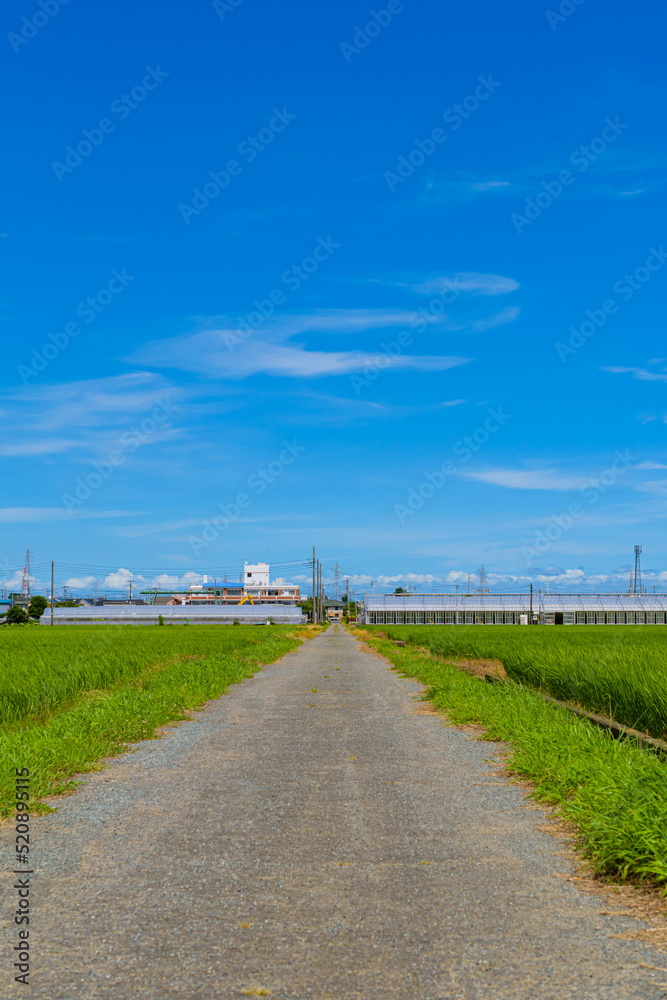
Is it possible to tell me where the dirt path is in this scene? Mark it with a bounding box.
[2,624,665,998]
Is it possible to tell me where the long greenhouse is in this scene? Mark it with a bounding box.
[362,593,667,625]
[40,605,306,626]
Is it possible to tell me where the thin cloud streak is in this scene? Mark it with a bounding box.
[463,468,589,491]
[0,507,138,523]
[132,327,472,380]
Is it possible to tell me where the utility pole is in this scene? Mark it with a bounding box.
[467,573,472,595]
[346,577,350,618]
[318,560,323,623]
[51,561,54,626]
[530,583,533,624]
[129,579,132,603]
[312,547,317,624]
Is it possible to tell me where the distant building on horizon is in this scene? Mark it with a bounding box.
[143,561,300,607]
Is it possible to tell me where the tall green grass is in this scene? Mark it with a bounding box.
[358,631,667,888]
[371,625,667,739]
[0,626,302,814]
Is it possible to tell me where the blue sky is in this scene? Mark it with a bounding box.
[2,0,667,597]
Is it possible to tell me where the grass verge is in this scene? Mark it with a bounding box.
[374,623,667,740]
[1,627,303,816]
[354,628,667,891]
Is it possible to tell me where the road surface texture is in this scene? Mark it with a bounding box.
[3,624,665,999]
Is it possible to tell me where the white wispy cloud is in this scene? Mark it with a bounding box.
[635,480,667,496]
[131,320,471,380]
[470,180,511,192]
[425,155,667,205]
[463,468,589,491]
[0,508,137,523]
[0,372,182,432]
[61,568,205,592]
[0,373,184,460]
[412,272,520,296]
[603,365,667,383]
[423,172,514,202]
[0,440,85,457]
[468,307,521,332]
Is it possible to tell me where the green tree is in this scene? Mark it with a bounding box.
[6,605,29,625]
[28,595,49,619]
[394,587,406,594]
[299,597,314,619]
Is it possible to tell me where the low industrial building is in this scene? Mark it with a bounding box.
[362,593,667,625]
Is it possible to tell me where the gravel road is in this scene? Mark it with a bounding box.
[2,624,665,999]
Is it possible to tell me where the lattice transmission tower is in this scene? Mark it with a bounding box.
[332,562,341,599]
[634,545,642,594]
[21,548,32,599]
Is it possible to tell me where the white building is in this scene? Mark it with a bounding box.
[244,562,270,587]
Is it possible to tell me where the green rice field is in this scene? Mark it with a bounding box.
[370,625,667,740]
[0,625,303,815]
[357,627,667,888]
